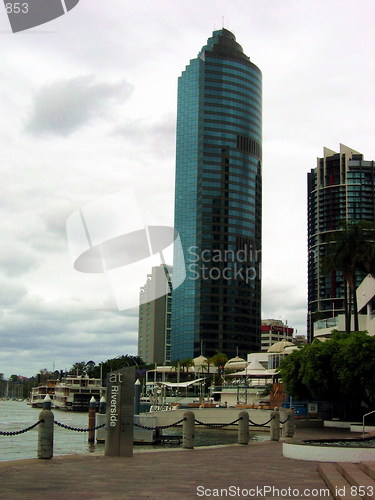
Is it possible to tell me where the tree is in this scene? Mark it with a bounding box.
[321,221,375,332]
[208,351,228,367]
[36,369,55,384]
[85,360,96,377]
[89,355,148,382]
[69,361,86,376]
[279,331,375,419]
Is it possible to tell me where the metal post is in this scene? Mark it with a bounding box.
[238,411,249,445]
[270,407,280,441]
[182,411,195,449]
[38,395,54,459]
[134,379,141,416]
[88,396,96,444]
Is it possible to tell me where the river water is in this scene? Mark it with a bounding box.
[0,400,269,462]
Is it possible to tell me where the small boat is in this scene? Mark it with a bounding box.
[28,380,58,408]
[53,375,106,411]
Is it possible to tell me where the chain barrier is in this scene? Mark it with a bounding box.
[194,417,242,428]
[54,420,106,432]
[248,416,274,427]
[134,415,275,431]
[0,413,280,437]
[0,419,44,436]
[133,417,186,431]
[279,415,290,425]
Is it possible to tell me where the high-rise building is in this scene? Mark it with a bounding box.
[138,265,172,365]
[307,144,375,340]
[260,319,294,352]
[171,29,262,361]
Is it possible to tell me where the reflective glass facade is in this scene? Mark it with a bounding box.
[172,29,262,360]
[307,145,375,340]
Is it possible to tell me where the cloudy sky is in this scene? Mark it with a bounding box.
[0,0,374,378]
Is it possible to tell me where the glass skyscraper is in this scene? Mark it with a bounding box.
[171,29,262,361]
[307,144,375,340]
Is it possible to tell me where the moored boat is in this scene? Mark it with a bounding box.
[28,380,58,408]
[53,375,106,411]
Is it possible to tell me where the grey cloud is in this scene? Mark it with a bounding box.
[0,293,138,376]
[26,76,133,137]
[0,246,39,277]
[113,115,176,158]
[0,279,28,306]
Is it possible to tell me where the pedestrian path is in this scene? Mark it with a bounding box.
[0,427,356,500]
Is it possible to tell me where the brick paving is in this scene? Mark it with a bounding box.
[0,427,355,500]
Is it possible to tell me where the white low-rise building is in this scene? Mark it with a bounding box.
[357,274,375,336]
[313,274,375,337]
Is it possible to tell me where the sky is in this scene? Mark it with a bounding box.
[0,0,374,378]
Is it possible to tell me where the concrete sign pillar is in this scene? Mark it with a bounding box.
[105,366,135,457]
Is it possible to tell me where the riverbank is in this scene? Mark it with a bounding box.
[0,427,355,500]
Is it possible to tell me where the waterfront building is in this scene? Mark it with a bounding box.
[138,265,172,366]
[267,340,297,370]
[293,334,308,347]
[260,319,293,352]
[171,28,262,361]
[307,145,375,340]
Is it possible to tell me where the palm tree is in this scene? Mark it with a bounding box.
[179,358,194,373]
[321,221,375,332]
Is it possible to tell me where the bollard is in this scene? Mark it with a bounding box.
[96,396,106,443]
[183,411,195,449]
[99,396,106,415]
[270,407,280,441]
[88,397,96,444]
[38,395,54,459]
[238,411,249,445]
[134,379,141,416]
[281,409,295,438]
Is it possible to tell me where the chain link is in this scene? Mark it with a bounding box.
[134,418,186,431]
[194,417,242,428]
[54,420,106,432]
[279,415,290,425]
[248,416,274,427]
[0,419,44,436]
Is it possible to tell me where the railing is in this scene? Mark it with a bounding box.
[362,409,375,437]
[0,407,295,459]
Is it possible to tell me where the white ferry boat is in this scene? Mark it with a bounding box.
[28,380,59,408]
[53,375,106,411]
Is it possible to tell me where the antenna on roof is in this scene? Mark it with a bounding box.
[222,16,224,28]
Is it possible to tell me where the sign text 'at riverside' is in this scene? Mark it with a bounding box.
[105,367,135,457]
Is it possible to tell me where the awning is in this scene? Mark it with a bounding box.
[226,369,277,377]
[156,378,206,389]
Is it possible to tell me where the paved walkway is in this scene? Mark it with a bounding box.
[0,427,355,500]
